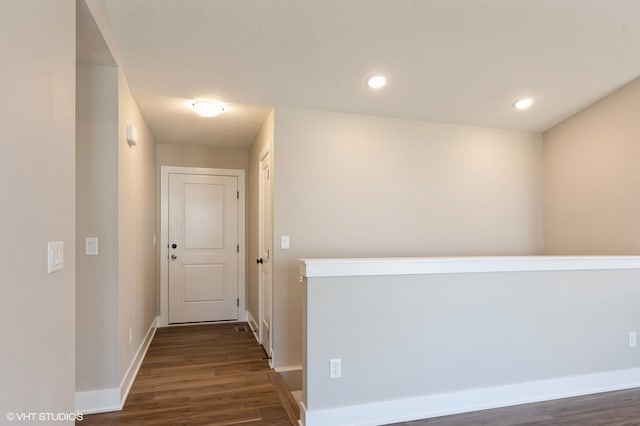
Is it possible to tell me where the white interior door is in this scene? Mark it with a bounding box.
[259,150,273,358]
[168,173,238,323]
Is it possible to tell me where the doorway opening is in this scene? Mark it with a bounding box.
[160,166,246,326]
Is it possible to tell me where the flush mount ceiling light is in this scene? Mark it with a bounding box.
[189,100,227,117]
[366,75,387,89]
[513,98,534,110]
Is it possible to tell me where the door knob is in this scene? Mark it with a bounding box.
[171,254,177,260]
[256,258,263,264]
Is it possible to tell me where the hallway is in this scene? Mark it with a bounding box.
[81,323,298,425]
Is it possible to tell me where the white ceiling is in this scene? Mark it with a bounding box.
[101,0,640,147]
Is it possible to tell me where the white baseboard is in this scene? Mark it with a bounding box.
[75,316,158,414]
[300,367,640,426]
[119,315,158,407]
[247,310,260,343]
[75,388,121,415]
[275,365,303,373]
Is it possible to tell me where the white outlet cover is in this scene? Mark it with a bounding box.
[330,358,342,378]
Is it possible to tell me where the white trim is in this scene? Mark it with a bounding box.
[119,316,158,406]
[76,316,158,414]
[274,364,303,373]
[300,256,640,278]
[301,367,640,426]
[75,389,120,415]
[247,310,260,343]
[160,166,246,327]
[299,402,308,426]
[165,320,246,328]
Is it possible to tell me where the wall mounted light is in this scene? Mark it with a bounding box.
[190,100,227,117]
[126,124,137,146]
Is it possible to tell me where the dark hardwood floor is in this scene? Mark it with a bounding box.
[80,323,298,425]
[80,323,640,425]
[393,387,640,426]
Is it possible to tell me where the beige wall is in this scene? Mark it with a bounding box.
[304,268,640,421]
[0,0,76,416]
[118,72,158,380]
[157,143,248,170]
[76,62,119,391]
[543,78,640,254]
[78,0,158,393]
[271,108,543,367]
[248,111,275,322]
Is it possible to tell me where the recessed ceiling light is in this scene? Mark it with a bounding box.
[366,75,387,89]
[189,100,227,117]
[513,98,534,110]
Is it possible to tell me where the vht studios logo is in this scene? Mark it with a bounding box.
[5,412,84,422]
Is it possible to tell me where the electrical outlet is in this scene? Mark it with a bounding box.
[129,328,133,345]
[630,332,637,348]
[330,358,341,378]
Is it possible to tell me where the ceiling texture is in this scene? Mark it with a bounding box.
[101,0,640,147]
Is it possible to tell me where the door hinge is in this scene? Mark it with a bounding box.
[237,298,239,307]
[237,244,240,253]
[237,191,239,199]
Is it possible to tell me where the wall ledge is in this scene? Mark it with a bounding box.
[300,256,640,278]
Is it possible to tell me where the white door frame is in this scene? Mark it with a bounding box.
[160,166,246,327]
[258,146,273,364]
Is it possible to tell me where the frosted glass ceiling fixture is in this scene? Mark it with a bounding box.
[366,75,387,89]
[513,98,534,110]
[189,100,227,117]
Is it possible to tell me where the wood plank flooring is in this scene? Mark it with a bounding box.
[80,322,640,425]
[80,323,298,426]
[392,387,640,426]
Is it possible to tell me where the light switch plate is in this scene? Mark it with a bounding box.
[281,235,290,250]
[48,241,64,274]
[85,237,99,256]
